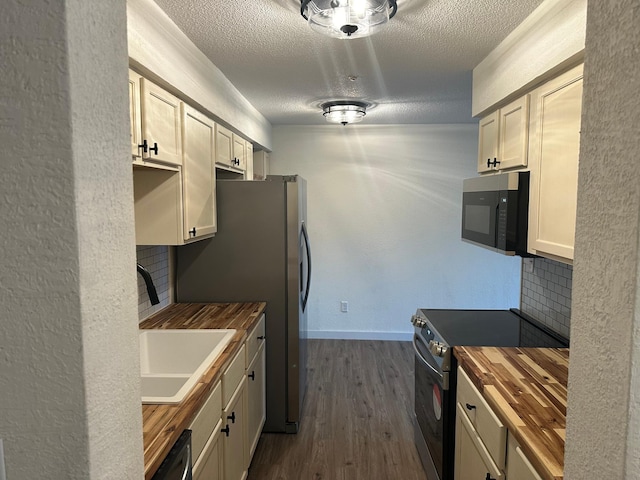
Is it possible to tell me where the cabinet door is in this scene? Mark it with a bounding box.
[247,342,266,460]
[454,404,504,480]
[527,64,583,263]
[478,111,499,173]
[223,378,248,480]
[506,437,543,480]
[193,419,223,480]
[216,124,234,168]
[245,142,254,180]
[498,95,529,170]
[233,134,247,170]
[129,70,143,158]
[141,78,182,166]
[181,104,217,241]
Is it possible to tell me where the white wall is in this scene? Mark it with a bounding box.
[271,125,521,340]
[0,0,143,478]
[564,1,640,478]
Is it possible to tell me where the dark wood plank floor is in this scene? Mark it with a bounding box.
[248,339,427,479]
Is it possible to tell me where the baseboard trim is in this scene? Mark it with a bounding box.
[306,330,413,341]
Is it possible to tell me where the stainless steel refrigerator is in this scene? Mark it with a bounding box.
[175,175,311,433]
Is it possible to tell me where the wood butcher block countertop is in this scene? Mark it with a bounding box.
[139,302,266,480]
[454,346,569,480]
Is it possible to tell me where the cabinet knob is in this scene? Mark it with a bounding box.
[189,227,196,237]
[149,142,158,155]
[138,140,148,153]
[248,371,255,380]
[221,425,230,437]
[227,411,236,424]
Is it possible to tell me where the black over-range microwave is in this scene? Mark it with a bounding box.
[461,171,530,256]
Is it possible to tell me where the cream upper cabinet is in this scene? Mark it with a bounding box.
[527,63,583,264]
[215,124,251,174]
[477,96,529,173]
[253,150,270,180]
[133,104,217,246]
[477,111,499,173]
[233,134,247,171]
[216,124,234,168]
[182,104,217,241]
[245,144,254,181]
[129,70,143,158]
[140,77,183,167]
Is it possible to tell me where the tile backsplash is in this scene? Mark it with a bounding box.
[520,257,572,338]
[136,245,171,321]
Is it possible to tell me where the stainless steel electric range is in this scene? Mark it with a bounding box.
[410,308,569,480]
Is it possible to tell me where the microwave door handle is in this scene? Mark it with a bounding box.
[412,335,444,380]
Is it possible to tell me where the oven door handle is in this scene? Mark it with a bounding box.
[412,334,444,381]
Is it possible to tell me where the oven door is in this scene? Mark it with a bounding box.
[413,333,447,480]
[461,190,499,248]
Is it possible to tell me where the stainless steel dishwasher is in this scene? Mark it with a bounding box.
[151,429,192,480]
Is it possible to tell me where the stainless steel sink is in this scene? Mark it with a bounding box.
[139,329,236,404]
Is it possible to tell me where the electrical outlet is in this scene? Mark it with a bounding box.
[340,301,349,313]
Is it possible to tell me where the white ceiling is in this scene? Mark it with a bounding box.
[153,0,544,125]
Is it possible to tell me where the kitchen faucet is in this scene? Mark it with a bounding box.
[136,263,160,305]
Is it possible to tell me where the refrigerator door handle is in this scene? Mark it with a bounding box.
[301,221,312,312]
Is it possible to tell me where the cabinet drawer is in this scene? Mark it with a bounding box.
[455,403,504,480]
[223,344,246,407]
[457,367,507,469]
[246,314,265,366]
[189,381,222,464]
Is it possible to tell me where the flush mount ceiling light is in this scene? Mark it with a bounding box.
[301,0,398,39]
[322,101,367,125]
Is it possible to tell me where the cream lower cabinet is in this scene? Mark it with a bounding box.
[455,368,505,480]
[222,345,248,480]
[455,367,545,480]
[527,63,584,264]
[506,436,543,480]
[191,382,224,480]
[245,314,266,460]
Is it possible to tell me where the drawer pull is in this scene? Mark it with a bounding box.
[248,371,255,380]
[227,411,236,424]
[485,474,496,480]
[221,425,230,437]
[257,335,266,340]
[465,403,476,411]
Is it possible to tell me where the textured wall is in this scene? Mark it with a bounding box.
[472,0,587,116]
[0,1,143,478]
[271,125,521,339]
[520,257,572,338]
[564,1,640,479]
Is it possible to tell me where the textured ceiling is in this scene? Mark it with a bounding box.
[153,0,545,125]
